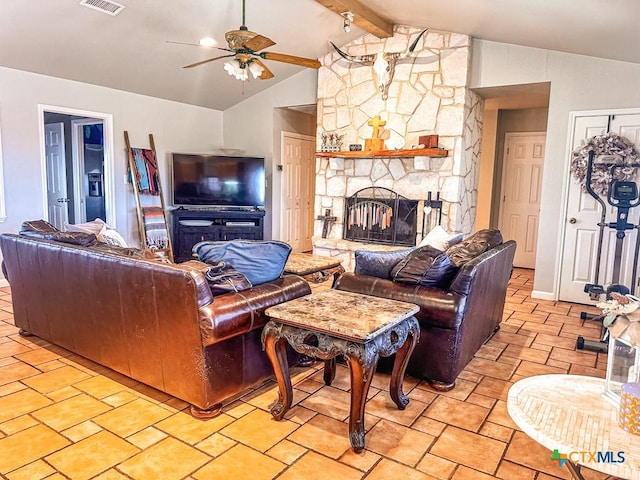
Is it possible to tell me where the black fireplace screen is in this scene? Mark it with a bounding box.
[343,187,419,246]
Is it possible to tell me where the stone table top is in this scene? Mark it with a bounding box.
[284,253,342,275]
[507,374,640,479]
[264,290,419,341]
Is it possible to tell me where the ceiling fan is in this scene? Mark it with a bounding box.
[182,0,321,80]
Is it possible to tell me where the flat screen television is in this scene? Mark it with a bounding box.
[172,153,265,208]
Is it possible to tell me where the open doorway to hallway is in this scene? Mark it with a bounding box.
[39,105,115,230]
[473,82,551,270]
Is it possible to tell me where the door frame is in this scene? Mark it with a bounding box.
[71,119,104,223]
[38,105,116,227]
[555,107,640,300]
[279,131,315,250]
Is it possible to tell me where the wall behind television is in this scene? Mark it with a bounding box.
[0,65,224,251]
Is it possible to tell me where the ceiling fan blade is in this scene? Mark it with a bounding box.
[166,41,235,53]
[182,54,235,69]
[253,59,274,80]
[261,52,321,69]
[244,34,276,52]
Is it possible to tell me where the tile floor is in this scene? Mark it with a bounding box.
[0,268,623,479]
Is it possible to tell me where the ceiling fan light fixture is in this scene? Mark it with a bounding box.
[341,11,354,33]
[248,61,264,79]
[224,60,248,81]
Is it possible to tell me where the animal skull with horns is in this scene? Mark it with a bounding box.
[330,29,429,100]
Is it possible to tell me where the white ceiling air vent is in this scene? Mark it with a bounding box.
[79,0,125,16]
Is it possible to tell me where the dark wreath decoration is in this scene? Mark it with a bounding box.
[570,132,639,196]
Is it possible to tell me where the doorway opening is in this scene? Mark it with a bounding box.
[39,105,115,229]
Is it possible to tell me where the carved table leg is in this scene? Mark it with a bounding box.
[345,346,378,453]
[390,318,419,410]
[323,358,336,386]
[263,327,293,420]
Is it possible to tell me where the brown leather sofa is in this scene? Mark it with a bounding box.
[0,222,311,417]
[334,231,516,391]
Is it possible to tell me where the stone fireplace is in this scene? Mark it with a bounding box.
[313,26,483,271]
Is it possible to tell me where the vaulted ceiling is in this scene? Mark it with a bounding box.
[1,0,638,111]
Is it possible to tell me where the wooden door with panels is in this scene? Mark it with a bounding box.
[559,112,640,303]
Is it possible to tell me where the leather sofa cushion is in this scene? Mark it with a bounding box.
[354,247,414,279]
[20,219,98,247]
[446,229,503,267]
[391,245,458,289]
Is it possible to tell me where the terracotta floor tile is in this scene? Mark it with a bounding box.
[155,410,234,444]
[513,360,566,378]
[266,439,308,465]
[22,365,91,393]
[118,437,209,480]
[339,447,381,473]
[0,415,40,435]
[0,388,53,423]
[45,385,82,402]
[300,385,351,421]
[0,424,70,474]
[466,392,497,409]
[93,398,172,436]
[496,459,537,479]
[220,408,299,452]
[416,452,457,478]
[465,357,517,380]
[126,426,168,449]
[547,358,571,370]
[476,343,505,361]
[45,430,139,480]
[102,390,140,407]
[287,413,351,459]
[457,370,483,383]
[502,344,550,363]
[367,458,438,480]
[194,443,285,480]
[0,339,33,358]
[451,465,498,479]
[485,399,518,429]
[0,361,40,386]
[277,451,363,480]
[504,301,536,313]
[408,385,438,404]
[0,381,27,397]
[472,376,512,401]
[436,378,478,401]
[412,416,446,436]
[549,346,597,367]
[283,403,317,424]
[504,431,568,478]
[74,375,129,399]
[223,400,255,418]
[430,425,506,474]
[424,396,489,432]
[194,432,237,457]
[5,459,56,480]
[14,347,61,366]
[491,330,535,347]
[511,310,550,323]
[31,393,111,431]
[365,390,427,426]
[92,469,131,480]
[365,419,434,466]
[479,421,513,443]
[61,420,102,442]
[36,359,66,372]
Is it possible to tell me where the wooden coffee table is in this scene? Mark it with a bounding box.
[508,374,640,479]
[284,252,345,285]
[262,289,420,452]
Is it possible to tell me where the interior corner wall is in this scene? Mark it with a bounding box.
[222,69,318,240]
[476,109,498,230]
[0,66,224,250]
[470,40,640,299]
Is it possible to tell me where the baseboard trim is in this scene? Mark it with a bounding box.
[531,289,555,301]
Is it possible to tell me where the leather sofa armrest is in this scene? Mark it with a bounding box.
[334,272,465,330]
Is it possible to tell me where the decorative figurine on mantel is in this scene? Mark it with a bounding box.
[320,132,345,152]
[365,115,386,151]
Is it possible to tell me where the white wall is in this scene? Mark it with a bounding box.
[223,69,318,239]
[470,40,640,298]
[0,66,223,248]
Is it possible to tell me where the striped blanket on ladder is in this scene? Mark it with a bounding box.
[141,206,168,250]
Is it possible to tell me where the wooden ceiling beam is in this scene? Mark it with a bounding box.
[314,0,394,38]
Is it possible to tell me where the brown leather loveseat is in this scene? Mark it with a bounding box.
[334,230,516,391]
[0,221,311,417]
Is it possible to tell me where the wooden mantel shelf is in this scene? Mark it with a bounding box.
[316,148,448,158]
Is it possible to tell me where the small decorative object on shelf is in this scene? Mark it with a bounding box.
[320,132,345,152]
[349,144,363,151]
[316,208,337,238]
[364,115,386,151]
[418,135,439,148]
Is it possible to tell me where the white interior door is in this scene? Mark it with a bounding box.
[280,132,315,252]
[498,132,546,268]
[559,113,640,303]
[44,122,69,228]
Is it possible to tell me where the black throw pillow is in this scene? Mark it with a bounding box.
[391,245,458,289]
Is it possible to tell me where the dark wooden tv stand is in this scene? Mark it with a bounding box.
[171,208,265,262]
